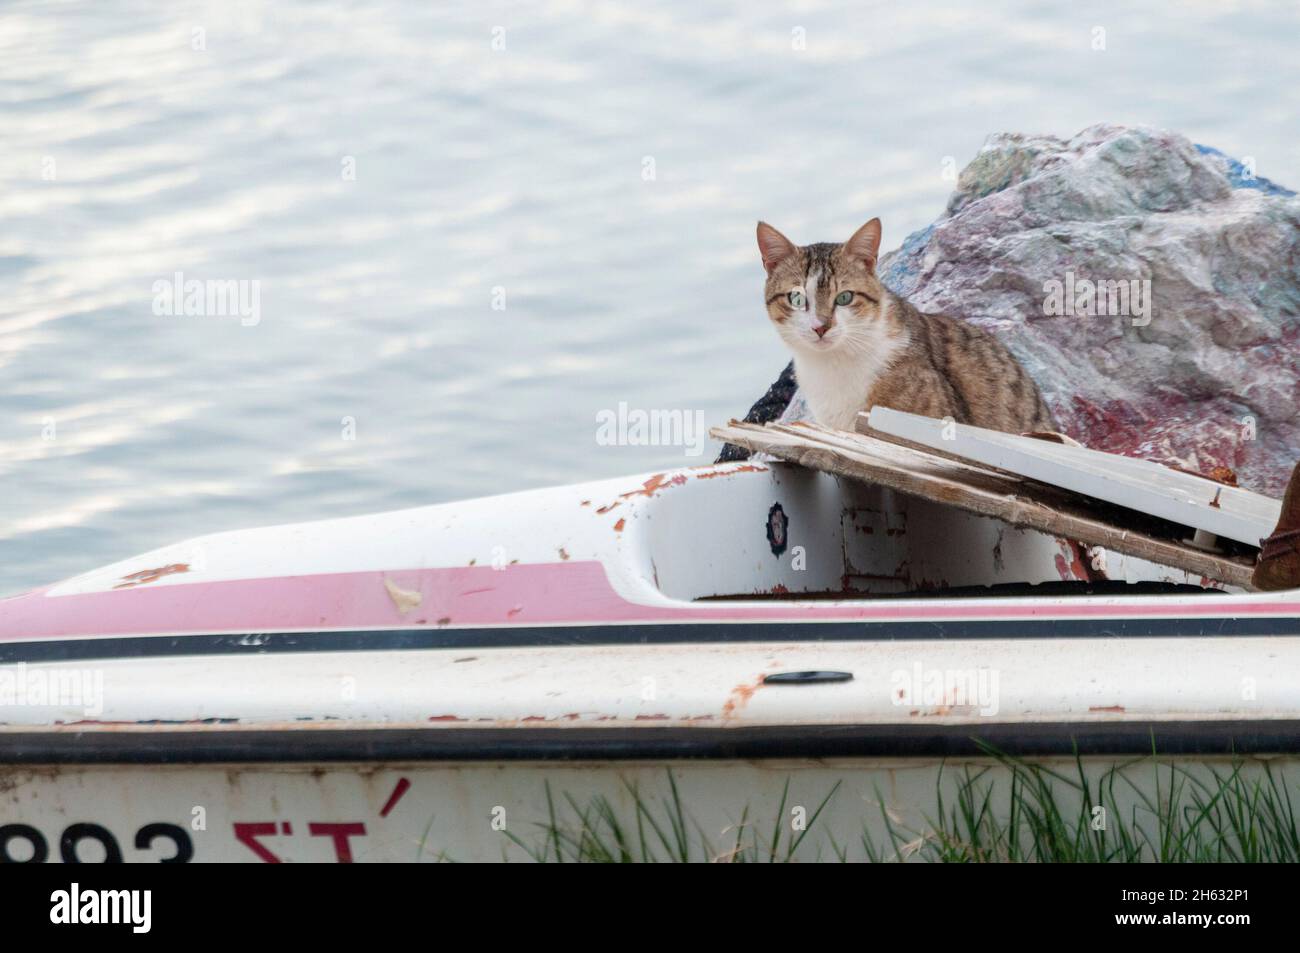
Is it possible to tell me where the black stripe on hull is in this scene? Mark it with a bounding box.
[4,720,1300,763]
[1,614,1298,663]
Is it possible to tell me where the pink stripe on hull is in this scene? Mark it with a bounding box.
[0,560,1293,643]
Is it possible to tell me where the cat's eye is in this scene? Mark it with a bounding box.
[835,291,854,306]
[788,291,807,308]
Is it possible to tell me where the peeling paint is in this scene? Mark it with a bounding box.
[1054,540,1094,582]
[113,563,189,589]
[619,473,688,500]
[1072,540,1102,581]
[383,578,423,613]
[694,463,768,479]
[594,472,694,516]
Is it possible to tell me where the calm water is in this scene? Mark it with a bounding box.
[2,0,1298,594]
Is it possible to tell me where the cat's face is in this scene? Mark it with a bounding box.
[757,219,887,357]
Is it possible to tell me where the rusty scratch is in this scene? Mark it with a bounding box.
[113,563,190,589]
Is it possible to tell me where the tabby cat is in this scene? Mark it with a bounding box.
[757,219,1056,433]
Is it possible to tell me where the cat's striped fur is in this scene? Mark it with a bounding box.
[757,219,1056,434]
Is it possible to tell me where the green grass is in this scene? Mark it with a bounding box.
[504,775,842,862]
[867,750,1300,863]
[505,754,1300,862]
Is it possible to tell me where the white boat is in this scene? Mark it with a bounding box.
[2,447,1299,862]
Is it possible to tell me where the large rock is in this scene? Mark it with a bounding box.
[727,124,1300,496]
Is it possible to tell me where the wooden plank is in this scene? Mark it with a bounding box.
[710,419,1258,589]
[863,406,1280,548]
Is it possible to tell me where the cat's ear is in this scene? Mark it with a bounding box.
[756,222,796,274]
[845,218,882,269]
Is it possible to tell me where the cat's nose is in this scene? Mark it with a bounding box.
[812,324,828,339]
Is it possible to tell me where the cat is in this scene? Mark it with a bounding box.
[757,218,1057,434]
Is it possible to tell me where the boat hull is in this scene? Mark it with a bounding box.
[3,461,1300,861]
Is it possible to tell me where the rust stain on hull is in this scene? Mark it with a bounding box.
[694,464,768,479]
[113,563,190,589]
[619,473,688,500]
[722,676,764,719]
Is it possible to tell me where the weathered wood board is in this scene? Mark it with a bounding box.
[863,406,1280,548]
[709,419,1259,589]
